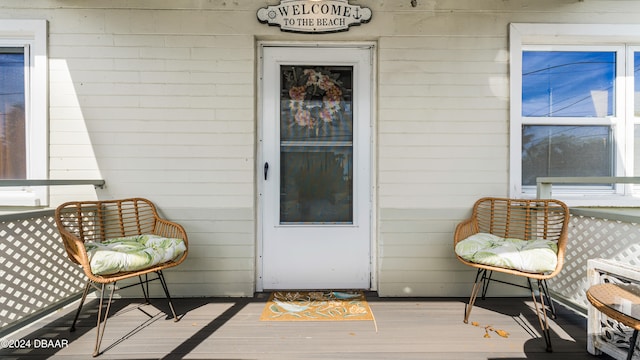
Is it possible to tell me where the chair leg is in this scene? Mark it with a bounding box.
[70,281,92,332]
[625,330,640,360]
[156,270,179,321]
[627,329,639,360]
[93,283,116,357]
[464,269,486,323]
[138,274,150,304]
[481,270,493,300]
[71,272,180,356]
[530,280,553,353]
[539,279,557,319]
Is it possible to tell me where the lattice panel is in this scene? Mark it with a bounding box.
[0,211,85,330]
[548,214,640,309]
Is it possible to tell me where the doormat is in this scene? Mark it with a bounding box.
[259,291,375,322]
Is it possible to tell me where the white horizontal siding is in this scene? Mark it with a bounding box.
[39,5,258,296]
[378,33,510,212]
[377,29,510,293]
[378,208,531,297]
[48,24,255,209]
[159,207,255,296]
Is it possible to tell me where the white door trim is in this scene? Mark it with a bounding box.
[256,41,377,292]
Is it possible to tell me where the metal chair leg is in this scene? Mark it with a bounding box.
[531,280,553,352]
[627,330,639,360]
[139,274,150,304]
[465,271,555,351]
[71,281,92,332]
[464,269,486,323]
[539,279,557,319]
[481,270,493,299]
[72,272,179,356]
[157,270,179,321]
[93,283,116,357]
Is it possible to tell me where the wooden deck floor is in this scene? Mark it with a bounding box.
[0,294,613,359]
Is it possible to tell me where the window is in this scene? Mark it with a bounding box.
[0,48,27,179]
[521,49,618,188]
[0,20,47,206]
[510,24,640,204]
[634,49,640,178]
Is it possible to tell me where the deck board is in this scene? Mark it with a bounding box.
[0,295,613,359]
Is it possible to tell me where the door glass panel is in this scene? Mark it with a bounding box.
[279,65,353,224]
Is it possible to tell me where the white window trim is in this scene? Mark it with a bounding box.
[0,20,48,206]
[628,46,640,196]
[510,23,640,206]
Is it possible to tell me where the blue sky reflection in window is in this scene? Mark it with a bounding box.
[522,51,615,117]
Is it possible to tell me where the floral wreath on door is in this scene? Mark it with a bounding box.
[282,66,350,139]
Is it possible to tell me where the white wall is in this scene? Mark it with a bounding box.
[2,0,640,297]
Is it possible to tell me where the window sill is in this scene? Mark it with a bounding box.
[0,191,41,206]
[521,192,640,207]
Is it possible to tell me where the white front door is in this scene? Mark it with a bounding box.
[259,45,373,290]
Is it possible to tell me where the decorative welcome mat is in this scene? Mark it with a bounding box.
[259,290,374,322]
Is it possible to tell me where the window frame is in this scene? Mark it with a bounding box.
[628,46,640,194]
[0,20,48,206]
[510,23,640,206]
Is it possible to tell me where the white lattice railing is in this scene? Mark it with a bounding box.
[0,179,103,336]
[0,209,85,337]
[548,208,640,312]
[0,199,638,338]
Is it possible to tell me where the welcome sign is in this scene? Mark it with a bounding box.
[257,0,372,33]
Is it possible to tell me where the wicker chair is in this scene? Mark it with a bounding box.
[453,197,569,352]
[55,198,188,357]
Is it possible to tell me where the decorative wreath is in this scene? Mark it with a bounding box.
[283,67,347,137]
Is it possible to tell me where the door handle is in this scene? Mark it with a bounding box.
[264,162,269,180]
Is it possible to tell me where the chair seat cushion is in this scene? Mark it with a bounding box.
[455,233,558,273]
[85,234,187,275]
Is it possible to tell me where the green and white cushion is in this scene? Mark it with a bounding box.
[85,234,187,275]
[455,232,558,273]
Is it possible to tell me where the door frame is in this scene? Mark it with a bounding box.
[256,41,377,292]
